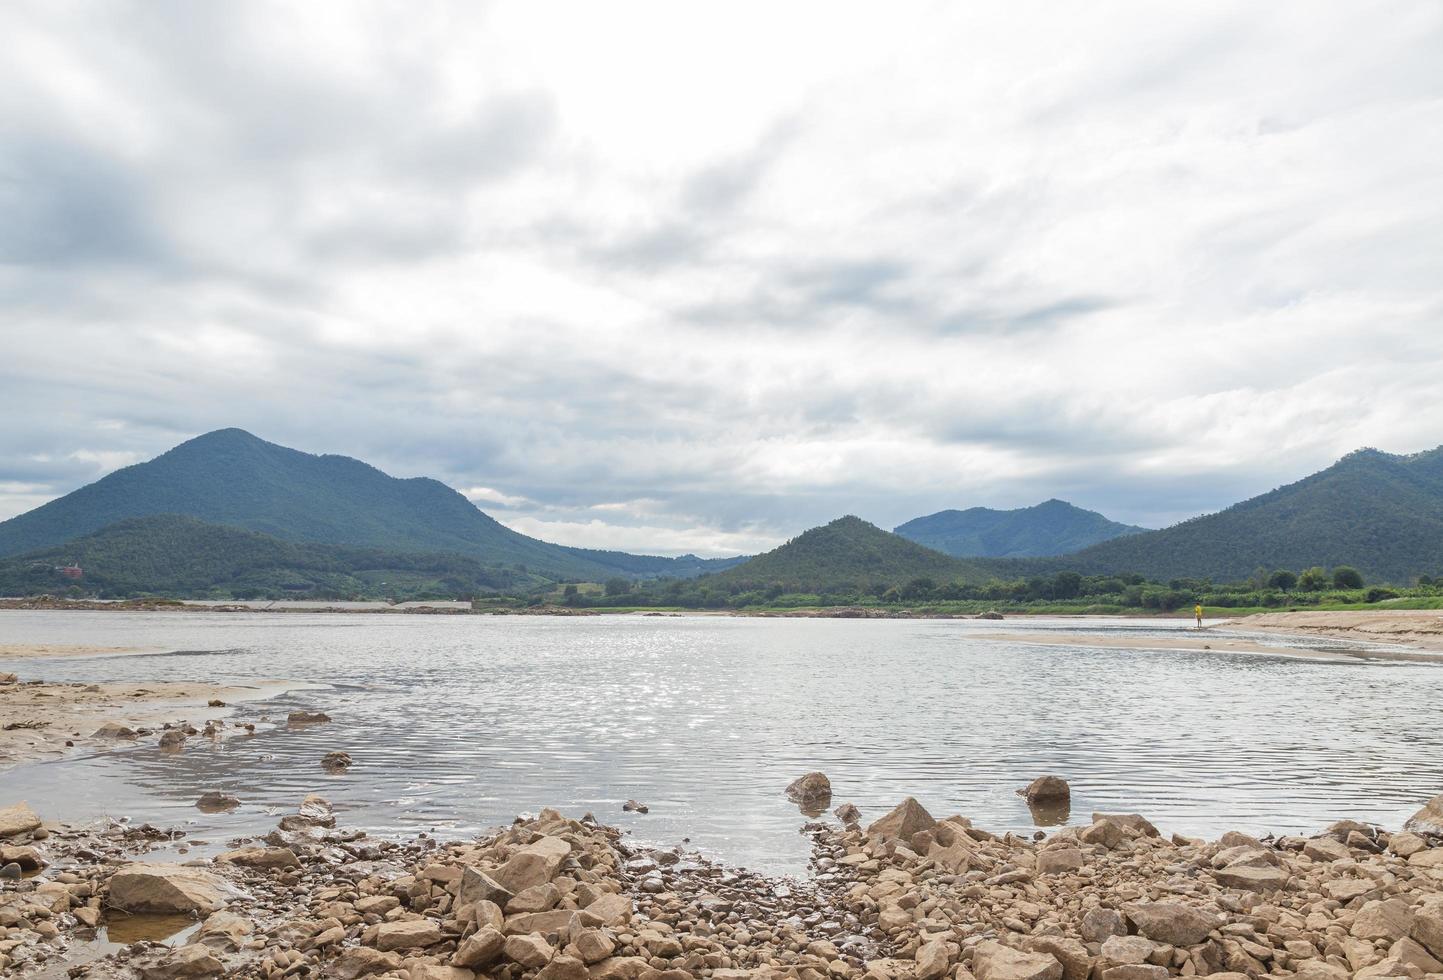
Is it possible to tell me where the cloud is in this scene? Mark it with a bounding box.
[1,0,1441,554]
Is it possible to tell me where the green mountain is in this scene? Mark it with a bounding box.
[0,515,529,598]
[894,499,1146,558]
[0,429,737,582]
[1055,447,1443,584]
[713,515,992,592]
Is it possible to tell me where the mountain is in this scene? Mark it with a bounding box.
[894,499,1146,558]
[0,515,529,598]
[0,429,736,582]
[1056,447,1443,583]
[713,515,991,591]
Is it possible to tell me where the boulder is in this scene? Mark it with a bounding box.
[453,926,506,968]
[866,797,936,844]
[108,864,241,914]
[1021,937,1091,980]
[1037,847,1084,875]
[1213,863,1288,891]
[1389,831,1428,857]
[583,892,633,926]
[507,882,560,913]
[93,722,138,739]
[1021,775,1070,804]
[1092,812,1160,837]
[914,939,951,980]
[195,792,240,813]
[367,918,443,951]
[786,772,832,803]
[1351,899,1414,942]
[1405,793,1443,835]
[216,846,299,869]
[1080,819,1125,849]
[459,866,515,909]
[1412,896,1443,960]
[1081,907,1127,943]
[536,954,588,980]
[191,911,253,952]
[1303,836,1350,862]
[0,802,42,839]
[504,932,555,969]
[137,944,225,979]
[572,928,616,964]
[973,941,1063,980]
[498,835,571,891]
[1123,902,1221,946]
[834,802,862,826]
[331,947,402,979]
[1100,936,1155,966]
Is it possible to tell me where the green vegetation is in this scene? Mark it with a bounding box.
[0,515,533,600]
[1050,447,1443,584]
[0,428,737,582]
[895,499,1146,558]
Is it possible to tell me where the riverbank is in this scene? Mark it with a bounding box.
[1227,611,1443,653]
[0,673,308,772]
[3,784,1443,980]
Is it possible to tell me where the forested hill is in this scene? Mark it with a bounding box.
[895,499,1146,557]
[713,515,993,592]
[0,429,735,582]
[0,515,529,598]
[1054,447,1443,584]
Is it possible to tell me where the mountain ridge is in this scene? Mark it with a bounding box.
[894,498,1146,558]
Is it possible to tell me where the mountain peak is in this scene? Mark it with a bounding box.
[895,500,1144,558]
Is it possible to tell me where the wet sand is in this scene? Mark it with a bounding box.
[0,676,305,771]
[0,643,161,659]
[1228,609,1443,651]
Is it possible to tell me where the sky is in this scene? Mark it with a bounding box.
[3,1,1442,557]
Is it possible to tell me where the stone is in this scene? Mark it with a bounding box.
[1405,792,1443,835]
[1100,967,1169,980]
[216,846,299,869]
[0,802,42,838]
[588,957,651,980]
[972,941,1063,980]
[1410,848,1443,869]
[159,730,186,749]
[0,863,20,879]
[108,863,240,914]
[1412,897,1443,959]
[508,882,560,913]
[137,944,225,979]
[459,866,515,909]
[1081,907,1127,943]
[0,845,44,871]
[1302,836,1350,862]
[1021,937,1090,980]
[583,892,633,926]
[866,797,937,844]
[453,926,506,968]
[621,799,649,813]
[409,967,475,980]
[835,802,862,825]
[1101,936,1156,966]
[505,932,556,968]
[1124,902,1222,946]
[536,954,588,980]
[1021,775,1070,804]
[368,918,443,951]
[915,939,951,980]
[93,722,138,739]
[288,709,331,724]
[1351,899,1414,942]
[1037,847,1084,875]
[1389,831,1428,857]
[1213,864,1288,891]
[322,750,353,772]
[1080,819,1125,849]
[332,947,402,979]
[195,791,240,813]
[787,772,833,802]
[192,911,253,951]
[1092,812,1160,837]
[498,835,571,891]
[572,928,616,964]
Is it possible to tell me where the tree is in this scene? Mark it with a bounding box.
[1297,566,1329,591]
[1052,571,1083,600]
[1266,569,1298,590]
[603,577,630,597]
[1331,566,1364,589]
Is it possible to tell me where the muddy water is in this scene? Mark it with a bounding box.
[2,611,1441,874]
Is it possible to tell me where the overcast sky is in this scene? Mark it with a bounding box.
[3,2,1442,557]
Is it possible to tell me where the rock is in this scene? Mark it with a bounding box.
[1351,898,1414,941]
[93,722,138,739]
[1080,819,1125,849]
[206,698,225,707]
[1020,775,1070,804]
[536,954,588,980]
[459,866,515,909]
[409,967,475,980]
[1213,863,1288,891]
[835,802,862,826]
[786,772,832,802]
[288,709,331,724]
[1037,846,1084,875]
[159,730,187,750]
[1100,967,1169,980]
[1124,902,1221,946]
[498,834,571,891]
[1091,812,1160,837]
[621,799,649,813]
[216,846,300,869]
[322,750,353,772]
[0,863,20,880]
[453,926,506,968]
[583,892,633,926]
[108,863,241,914]
[332,946,402,978]
[1411,848,1443,869]
[915,939,951,980]
[1081,907,1127,943]
[1407,793,1443,835]
[1100,936,1155,966]
[1412,896,1443,959]
[0,845,45,871]
[972,941,1063,980]
[505,932,556,969]
[137,944,225,979]
[192,911,253,951]
[1389,831,1428,857]
[572,928,616,964]
[195,791,240,813]
[1021,937,1090,980]
[977,610,1004,620]
[866,797,937,844]
[507,882,560,913]
[1302,836,1350,862]
[368,918,443,951]
[0,801,42,838]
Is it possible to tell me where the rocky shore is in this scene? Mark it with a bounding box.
[4,781,1443,980]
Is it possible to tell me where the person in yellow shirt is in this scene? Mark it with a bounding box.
[1194,603,1204,628]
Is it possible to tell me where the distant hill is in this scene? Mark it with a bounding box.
[895,499,1146,558]
[0,429,738,582]
[713,515,991,591]
[0,515,529,598]
[1056,447,1443,583]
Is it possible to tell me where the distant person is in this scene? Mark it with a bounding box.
[1194,603,1204,628]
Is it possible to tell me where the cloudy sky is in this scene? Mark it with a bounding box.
[3,1,1442,557]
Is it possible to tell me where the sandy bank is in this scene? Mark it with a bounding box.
[0,675,306,771]
[1227,610,1443,651]
[0,643,162,660]
[967,627,1443,663]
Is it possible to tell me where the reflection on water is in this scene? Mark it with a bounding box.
[2,611,1441,874]
[1027,800,1071,826]
[101,912,200,945]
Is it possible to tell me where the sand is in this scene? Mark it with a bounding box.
[0,675,305,771]
[0,643,162,659]
[1227,609,1443,651]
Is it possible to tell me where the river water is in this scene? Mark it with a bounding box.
[2,611,1440,875]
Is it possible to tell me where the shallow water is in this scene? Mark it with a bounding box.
[2,611,1441,875]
